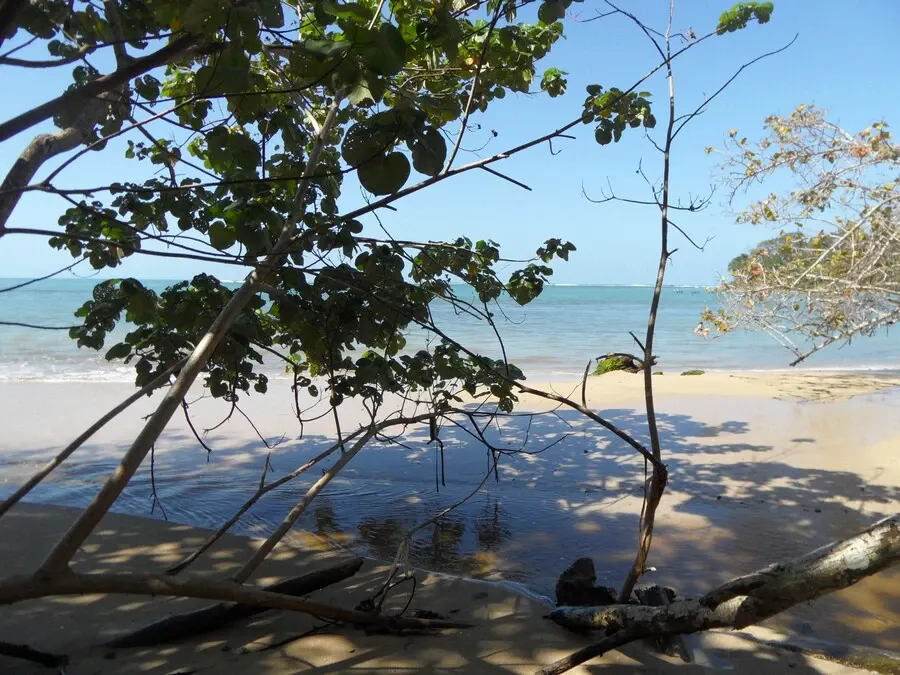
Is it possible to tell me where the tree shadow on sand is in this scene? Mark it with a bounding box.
[1,398,898,657]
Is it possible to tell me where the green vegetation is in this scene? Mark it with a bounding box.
[706,105,899,365]
[593,355,639,375]
[680,369,705,376]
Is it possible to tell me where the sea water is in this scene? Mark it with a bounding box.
[1,277,898,381]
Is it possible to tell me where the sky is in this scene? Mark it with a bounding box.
[1,0,898,286]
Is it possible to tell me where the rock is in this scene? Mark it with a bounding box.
[634,585,694,663]
[593,354,658,376]
[555,557,618,607]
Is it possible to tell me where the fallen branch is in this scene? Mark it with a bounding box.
[106,557,364,648]
[540,514,900,674]
[0,570,471,632]
[0,640,66,668]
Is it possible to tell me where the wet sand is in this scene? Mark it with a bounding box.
[0,372,898,666]
[0,503,890,674]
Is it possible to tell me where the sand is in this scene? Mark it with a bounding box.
[1,371,899,673]
[0,503,890,675]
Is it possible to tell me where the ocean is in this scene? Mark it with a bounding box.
[1,277,897,381]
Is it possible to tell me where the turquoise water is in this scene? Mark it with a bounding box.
[1,277,898,381]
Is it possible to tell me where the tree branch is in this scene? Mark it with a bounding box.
[443,3,504,172]
[0,570,471,632]
[230,411,435,584]
[0,32,207,143]
[34,94,345,576]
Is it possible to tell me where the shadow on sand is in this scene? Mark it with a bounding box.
[1,396,898,672]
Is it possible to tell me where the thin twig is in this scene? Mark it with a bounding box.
[444,3,504,172]
[0,259,85,293]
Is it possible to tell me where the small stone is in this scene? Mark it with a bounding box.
[814,508,822,513]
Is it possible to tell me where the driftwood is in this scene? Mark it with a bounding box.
[0,570,471,633]
[633,585,693,663]
[105,557,364,648]
[540,514,900,675]
[0,640,67,668]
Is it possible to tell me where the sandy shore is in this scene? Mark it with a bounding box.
[0,503,891,674]
[0,372,899,672]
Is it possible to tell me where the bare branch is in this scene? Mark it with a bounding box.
[672,34,798,140]
[0,259,85,293]
[0,570,471,631]
[444,3,504,172]
[0,43,94,68]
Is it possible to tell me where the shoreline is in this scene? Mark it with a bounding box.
[3,364,900,383]
[0,502,895,674]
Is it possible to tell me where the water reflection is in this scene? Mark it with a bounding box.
[2,391,899,653]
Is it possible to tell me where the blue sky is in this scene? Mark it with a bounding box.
[1,0,897,285]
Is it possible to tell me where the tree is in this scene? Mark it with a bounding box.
[703,105,900,364]
[0,0,683,636]
[1,0,898,672]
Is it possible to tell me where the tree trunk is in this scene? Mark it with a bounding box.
[0,570,470,632]
[105,557,364,648]
[0,640,66,668]
[33,98,344,577]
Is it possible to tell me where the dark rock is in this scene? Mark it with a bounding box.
[635,585,694,664]
[555,558,618,607]
[410,609,447,620]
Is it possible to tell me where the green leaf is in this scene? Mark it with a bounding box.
[717,2,774,35]
[134,75,161,102]
[366,24,407,76]
[300,39,350,59]
[256,0,285,27]
[541,67,567,97]
[181,0,222,32]
[209,222,236,250]
[538,1,565,25]
[321,1,374,22]
[348,75,385,106]
[411,128,447,176]
[358,152,411,195]
[341,118,396,166]
[105,342,132,360]
[594,124,612,145]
